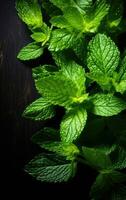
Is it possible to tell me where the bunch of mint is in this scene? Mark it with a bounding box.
[16,0,126,199]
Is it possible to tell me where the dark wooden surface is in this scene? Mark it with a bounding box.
[0,1,95,199]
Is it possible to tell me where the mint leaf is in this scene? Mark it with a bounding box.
[83,0,110,33]
[106,0,123,29]
[31,127,59,144]
[111,146,126,170]
[82,146,112,170]
[49,29,81,51]
[49,0,74,11]
[90,171,126,200]
[23,97,55,121]
[16,0,42,28]
[90,173,110,199]
[32,65,58,81]
[87,34,120,76]
[60,106,87,143]
[50,16,70,29]
[41,0,61,18]
[51,51,86,95]
[89,94,126,116]
[63,7,84,31]
[25,153,75,182]
[35,74,78,108]
[31,23,51,45]
[41,142,79,160]
[17,43,43,60]
[119,54,126,81]
[75,0,92,12]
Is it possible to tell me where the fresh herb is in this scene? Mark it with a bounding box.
[16,0,126,199]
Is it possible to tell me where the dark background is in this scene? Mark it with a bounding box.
[0,1,126,199]
[0,1,95,199]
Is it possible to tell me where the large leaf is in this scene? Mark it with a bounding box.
[60,106,87,143]
[23,97,55,120]
[17,42,43,60]
[25,153,75,182]
[89,93,126,116]
[16,0,42,28]
[87,34,120,76]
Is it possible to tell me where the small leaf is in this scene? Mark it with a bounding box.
[51,51,86,95]
[41,142,79,160]
[107,0,123,29]
[63,6,84,31]
[87,33,120,76]
[60,106,87,143]
[83,0,110,33]
[50,16,70,29]
[89,93,126,116]
[118,54,126,81]
[35,74,79,108]
[49,29,81,51]
[25,153,75,182]
[16,0,42,28]
[31,127,59,144]
[32,65,58,81]
[23,97,55,121]
[17,42,43,60]
[111,146,126,170]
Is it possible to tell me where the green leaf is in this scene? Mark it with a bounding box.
[63,6,84,31]
[25,153,75,182]
[89,94,126,117]
[83,0,110,33]
[49,29,81,51]
[41,142,79,160]
[35,74,78,108]
[17,42,43,60]
[106,0,123,29]
[16,0,42,28]
[49,0,74,11]
[23,97,55,120]
[82,146,112,170]
[111,185,126,200]
[51,51,86,96]
[31,127,59,144]
[32,65,58,81]
[90,173,111,199]
[50,16,70,29]
[60,106,87,143]
[119,54,126,81]
[75,0,92,12]
[41,0,61,18]
[111,146,126,170]
[87,34,120,76]
[90,171,126,200]
[31,32,46,42]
